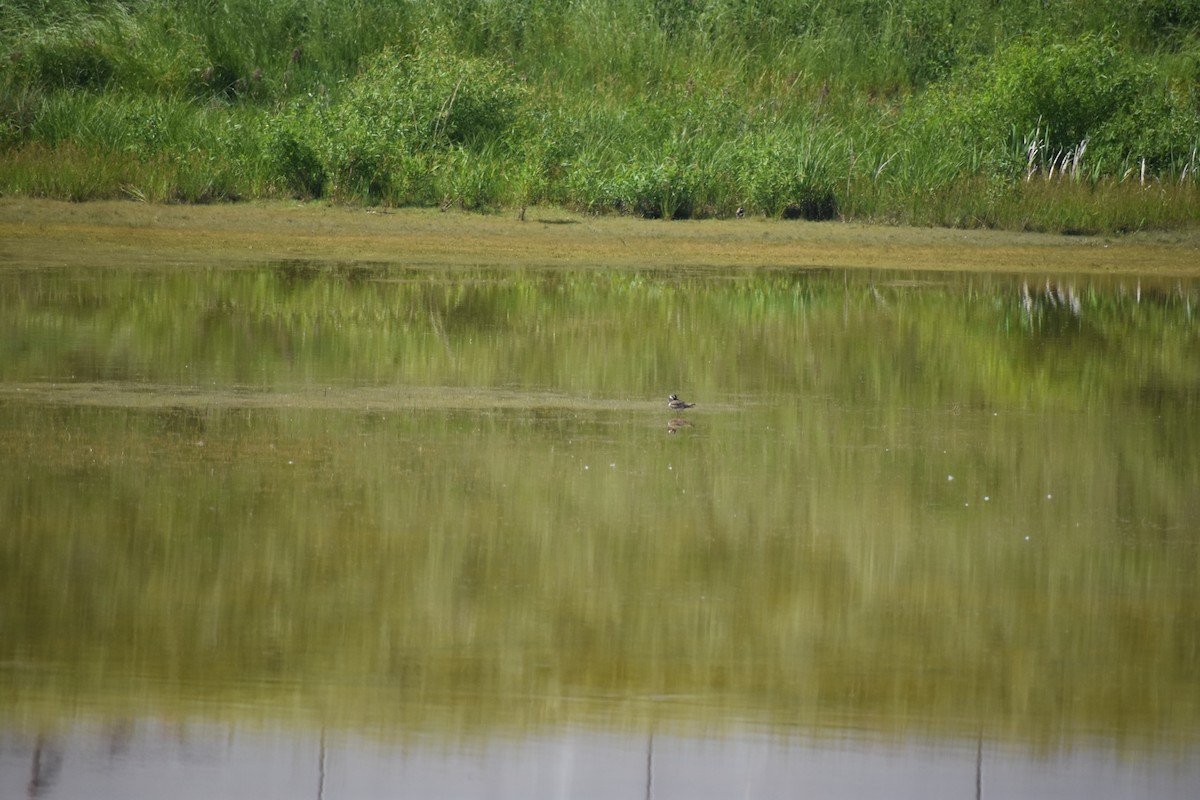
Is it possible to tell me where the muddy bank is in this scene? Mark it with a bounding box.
[2,199,1198,275]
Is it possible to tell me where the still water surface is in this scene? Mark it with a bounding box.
[1,262,1198,798]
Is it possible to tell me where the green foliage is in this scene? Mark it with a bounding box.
[915,32,1200,181]
[1,1,1198,229]
[739,132,839,220]
[263,124,325,198]
[1133,0,1200,42]
[611,153,704,219]
[953,34,1140,155]
[1092,84,1200,173]
[263,40,529,202]
[4,19,124,92]
[345,42,528,151]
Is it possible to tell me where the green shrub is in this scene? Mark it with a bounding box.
[740,133,840,220]
[10,29,120,92]
[966,33,1139,152]
[1134,0,1200,41]
[613,154,701,219]
[341,41,528,152]
[1091,84,1200,173]
[272,39,529,201]
[917,31,1199,180]
[263,123,325,198]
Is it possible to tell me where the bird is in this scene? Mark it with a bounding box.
[735,206,745,218]
[667,394,694,410]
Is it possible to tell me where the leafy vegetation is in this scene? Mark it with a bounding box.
[1,0,1198,231]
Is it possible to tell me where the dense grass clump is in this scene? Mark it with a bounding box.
[1,0,1198,231]
[263,38,529,203]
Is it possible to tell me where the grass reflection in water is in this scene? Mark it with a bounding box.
[0,265,1197,752]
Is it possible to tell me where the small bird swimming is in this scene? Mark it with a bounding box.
[667,394,694,410]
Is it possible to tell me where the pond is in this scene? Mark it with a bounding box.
[1,258,1198,798]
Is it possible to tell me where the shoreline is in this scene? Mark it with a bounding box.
[2,198,1199,276]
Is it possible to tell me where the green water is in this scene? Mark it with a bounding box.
[1,264,1198,757]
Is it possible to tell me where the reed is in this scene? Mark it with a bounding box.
[1,1,1197,231]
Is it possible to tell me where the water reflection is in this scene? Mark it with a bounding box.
[1,264,1197,797]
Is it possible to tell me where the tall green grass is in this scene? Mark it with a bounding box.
[1,0,1198,231]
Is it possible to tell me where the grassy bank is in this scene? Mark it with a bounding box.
[1,1,1199,232]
